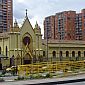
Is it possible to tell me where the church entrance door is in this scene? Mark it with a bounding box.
[23,53,32,65]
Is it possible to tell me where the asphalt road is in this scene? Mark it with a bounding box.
[59,82,85,85]
[1,73,85,85]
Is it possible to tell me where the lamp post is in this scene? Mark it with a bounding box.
[21,49,22,65]
[46,27,48,62]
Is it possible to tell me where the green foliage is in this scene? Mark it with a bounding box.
[0,74,5,77]
[2,70,6,75]
[0,78,4,82]
[45,73,52,78]
[30,74,42,79]
[15,76,24,80]
[28,73,52,79]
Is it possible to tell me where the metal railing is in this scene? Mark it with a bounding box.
[18,60,85,77]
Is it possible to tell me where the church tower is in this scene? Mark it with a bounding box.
[9,20,21,66]
[34,22,43,58]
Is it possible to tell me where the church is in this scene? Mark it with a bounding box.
[0,12,85,69]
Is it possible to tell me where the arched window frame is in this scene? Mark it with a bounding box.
[43,51,45,56]
[52,51,56,58]
[59,51,62,57]
[72,51,75,57]
[66,51,69,57]
[78,51,81,57]
[6,46,8,56]
[84,51,85,57]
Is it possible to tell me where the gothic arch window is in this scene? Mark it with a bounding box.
[78,51,81,57]
[52,51,56,58]
[72,51,75,57]
[23,36,30,45]
[84,51,85,57]
[43,51,45,56]
[6,46,8,56]
[0,47,1,54]
[66,51,69,57]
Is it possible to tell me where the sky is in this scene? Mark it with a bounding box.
[13,0,85,36]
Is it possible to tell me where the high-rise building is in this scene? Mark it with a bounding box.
[75,13,82,40]
[81,9,85,40]
[0,0,13,32]
[44,9,85,41]
[55,11,76,40]
[44,16,55,39]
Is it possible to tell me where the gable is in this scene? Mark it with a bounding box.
[20,17,35,39]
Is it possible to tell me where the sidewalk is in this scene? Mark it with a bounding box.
[1,73,85,85]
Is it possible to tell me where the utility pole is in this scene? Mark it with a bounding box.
[46,27,48,62]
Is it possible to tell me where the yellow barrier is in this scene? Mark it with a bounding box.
[18,60,85,76]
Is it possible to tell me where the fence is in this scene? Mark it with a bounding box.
[18,60,85,76]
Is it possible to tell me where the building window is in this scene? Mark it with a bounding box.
[59,51,62,57]
[84,51,85,57]
[78,51,81,57]
[72,51,75,57]
[43,51,45,56]
[59,51,62,61]
[6,46,8,56]
[52,51,56,58]
[0,47,1,54]
[66,51,69,57]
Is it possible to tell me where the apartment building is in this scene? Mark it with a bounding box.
[55,11,76,40]
[44,9,85,40]
[44,16,55,39]
[0,0,13,32]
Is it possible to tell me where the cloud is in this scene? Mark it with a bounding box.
[13,0,85,36]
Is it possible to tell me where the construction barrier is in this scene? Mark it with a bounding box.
[18,60,85,76]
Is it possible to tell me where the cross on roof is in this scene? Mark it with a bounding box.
[26,9,27,17]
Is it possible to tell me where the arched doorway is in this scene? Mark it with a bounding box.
[23,53,32,64]
[52,51,56,58]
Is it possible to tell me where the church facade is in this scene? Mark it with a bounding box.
[0,15,85,69]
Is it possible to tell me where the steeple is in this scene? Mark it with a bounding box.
[35,21,38,29]
[14,19,19,28]
[34,21,41,34]
[26,9,27,17]
[13,19,20,32]
[22,9,29,25]
[25,9,28,19]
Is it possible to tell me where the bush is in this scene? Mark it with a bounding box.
[0,78,4,82]
[2,70,6,75]
[30,74,42,79]
[46,73,52,78]
[15,76,24,80]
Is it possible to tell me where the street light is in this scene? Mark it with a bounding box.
[46,27,48,62]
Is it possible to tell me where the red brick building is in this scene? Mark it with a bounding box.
[0,0,13,32]
[44,16,55,39]
[44,9,85,40]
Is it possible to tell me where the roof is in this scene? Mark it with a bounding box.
[42,39,85,45]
